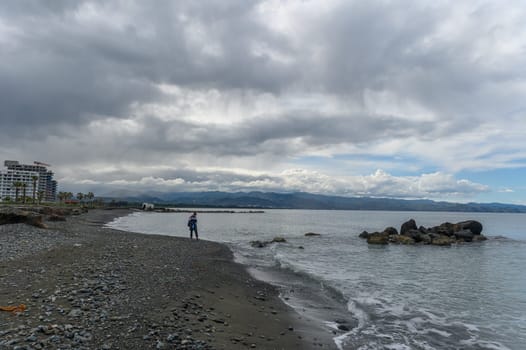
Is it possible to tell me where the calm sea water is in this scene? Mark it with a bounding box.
[107,210,526,350]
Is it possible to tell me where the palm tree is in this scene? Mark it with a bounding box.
[12,181,23,202]
[76,192,84,202]
[86,192,95,207]
[57,191,66,203]
[31,175,39,204]
[21,183,27,203]
[37,191,45,204]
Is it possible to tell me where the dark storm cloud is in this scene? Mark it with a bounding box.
[131,112,433,156]
[0,0,297,131]
[2,0,520,135]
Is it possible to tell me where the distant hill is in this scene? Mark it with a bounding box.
[100,190,526,213]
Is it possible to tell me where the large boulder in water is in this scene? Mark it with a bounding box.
[454,229,475,242]
[383,227,398,236]
[403,229,423,242]
[429,222,455,236]
[400,219,417,235]
[455,220,483,236]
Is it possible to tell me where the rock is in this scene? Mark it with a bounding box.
[337,324,350,331]
[250,240,267,248]
[400,219,417,235]
[68,308,82,318]
[304,232,321,236]
[418,226,428,233]
[166,333,179,342]
[403,229,423,242]
[48,214,67,222]
[454,229,475,242]
[389,235,415,244]
[472,234,488,242]
[383,227,398,235]
[455,220,483,235]
[430,222,455,236]
[251,237,287,247]
[420,233,432,244]
[431,235,453,246]
[359,231,369,239]
[367,233,389,245]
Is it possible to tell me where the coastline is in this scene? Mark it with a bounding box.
[0,208,335,349]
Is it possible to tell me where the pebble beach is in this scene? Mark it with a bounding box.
[0,209,333,349]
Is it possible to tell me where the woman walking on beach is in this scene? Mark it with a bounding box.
[187,212,198,240]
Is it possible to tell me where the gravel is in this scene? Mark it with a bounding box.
[0,209,334,350]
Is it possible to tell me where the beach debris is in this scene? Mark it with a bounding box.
[0,304,26,314]
[359,219,487,245]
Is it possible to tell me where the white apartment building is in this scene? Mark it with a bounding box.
[0,161,57,202]
[0,169,39,201]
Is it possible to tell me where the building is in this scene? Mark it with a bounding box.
[0,160,57,202]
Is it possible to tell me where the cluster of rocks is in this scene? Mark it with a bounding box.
[359,219,487,246]
[250,232,322,248]
[250,236,287,248]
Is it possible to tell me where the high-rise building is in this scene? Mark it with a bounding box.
[0,160,57,202]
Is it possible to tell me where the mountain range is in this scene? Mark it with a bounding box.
[101,190,526,213]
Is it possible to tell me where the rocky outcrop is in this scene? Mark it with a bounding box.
[430,235,454,246]
[383,227,398,236]
[400,219,417,235]
[359,218,487,246]
[0,206,91,228]
[0,208,47,228]
[367,233,389,245]
[389,235,415,245]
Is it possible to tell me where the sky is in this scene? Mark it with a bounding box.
[1,0,525,203]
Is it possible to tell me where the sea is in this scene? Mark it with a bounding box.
[106,209,526,350]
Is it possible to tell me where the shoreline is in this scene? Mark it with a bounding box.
[0,208,335,349]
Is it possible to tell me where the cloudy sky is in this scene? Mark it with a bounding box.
[1,0,525,203]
